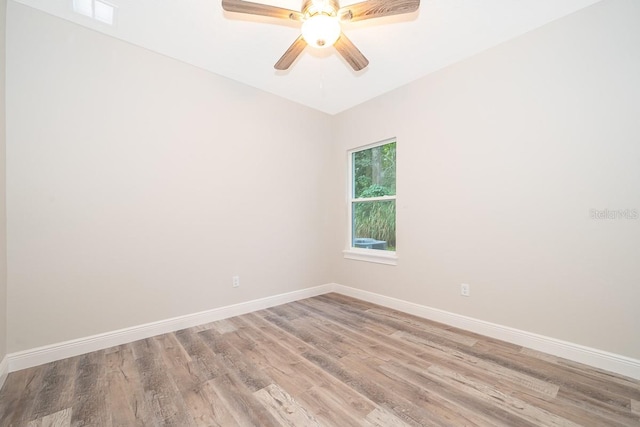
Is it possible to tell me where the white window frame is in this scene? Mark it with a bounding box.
[343,138,398,266]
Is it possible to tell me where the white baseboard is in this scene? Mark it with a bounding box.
[0,355,8,390]
[332,284,640,380]
[7,282,640,381]
[7,284,333,372]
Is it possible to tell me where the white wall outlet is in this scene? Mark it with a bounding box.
[232,275,240,288]
[461,283,470,297]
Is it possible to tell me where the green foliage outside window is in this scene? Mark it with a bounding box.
[353,142,396,197]
[352,142,396,249]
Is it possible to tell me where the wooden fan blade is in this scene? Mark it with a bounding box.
[274,36,307,70]
[334,33,369,71]
[222,0,303,21]
[339,0,419,22]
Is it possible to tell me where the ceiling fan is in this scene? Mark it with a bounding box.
[221,0,420,71]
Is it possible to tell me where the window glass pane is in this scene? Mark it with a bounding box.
[353,142,396,198]
[94,1,116,25]
[352,200,396,251]
[73,0,93,16]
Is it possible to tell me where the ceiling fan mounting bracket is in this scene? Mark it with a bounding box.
[302,0,340,17]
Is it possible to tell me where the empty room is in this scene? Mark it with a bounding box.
[0,0,639,425]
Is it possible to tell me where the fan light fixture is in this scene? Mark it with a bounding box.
[301,14,341,48]
[221,0,421,71]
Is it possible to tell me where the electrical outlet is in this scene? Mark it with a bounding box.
[232,276,240,288]
[461,283,470,297]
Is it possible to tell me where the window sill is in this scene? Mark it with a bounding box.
[343,249,398,266]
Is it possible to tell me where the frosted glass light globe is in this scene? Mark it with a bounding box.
[301,14,341,48]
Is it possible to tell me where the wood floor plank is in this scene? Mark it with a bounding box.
[521,346,640,390]
[207,373,282,427]
[224,317,320,394]
[197,328,273,393]
[104,347,152,427]
[254,383,321,427]
[555,387,640,427]
[300,296,564,422]
[229,313,380,421]
[0,365,50,425]
[348,353,511,427]
[28,357,77,422]
[233,313,334,394]
[240,311,313,355]
[173,328,224,382]
[299,297,493,373]
[473,341,640,425]
[296,296,398,336]
[197,379,239,427]
[70,351,111,427]
[317,292,374,311]
[290,315,388,362]
[479,340,640,403]
[2,293,639,426]
[391,360,527,426]
[27,407,72,427]
[303,350,450,427]
[322,295,527,370]
[209,318,238,334]
[427,364,582,426]
[365,307,479,347]
[153,333,224,426]
[193,318,239,334]
[131,338,196,427]
[297,384,374,427]
[365,406,416,427]
[393,330,561,398]
[263,310,349,359]
[292,299,438,366]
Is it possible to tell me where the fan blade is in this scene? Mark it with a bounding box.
[274,36,307,70]
[334,33,369,71]
[339,0,419,22]
[222,0,303,21]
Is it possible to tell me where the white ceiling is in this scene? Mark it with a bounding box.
[14,0,602,114]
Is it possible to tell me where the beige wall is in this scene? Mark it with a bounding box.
[331,0,640,359]
[0,0,6,362]
[6,2,333,352]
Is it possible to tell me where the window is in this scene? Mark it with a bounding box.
[345,139,397,265]
[73,0,117,25]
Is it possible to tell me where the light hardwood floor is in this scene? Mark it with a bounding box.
[1,293,639,426]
